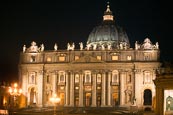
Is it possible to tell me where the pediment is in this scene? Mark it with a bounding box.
[72,55,104,63]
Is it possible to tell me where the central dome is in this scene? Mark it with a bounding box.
[87,4,130,50]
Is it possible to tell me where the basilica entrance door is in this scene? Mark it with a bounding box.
[97,96,101,107]
[112,93,119,106]
[59,93,64,105]
[143,89,152,105]
[75,96,79,107]
[112,86,119,106]
[85,93,91,107]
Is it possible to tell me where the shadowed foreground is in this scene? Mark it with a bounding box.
[6,106,156,115]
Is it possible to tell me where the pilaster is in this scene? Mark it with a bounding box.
[91,73,97,107]
[65,71,69,106]
[79,73,84,107]
[120,71,125,105]
[101,71,106,106]
[107,71,111,106]
[70,71,74,106]
[37,70,43,107]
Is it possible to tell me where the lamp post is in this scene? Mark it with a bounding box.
[8,83,22,108]
[50,94,60,115]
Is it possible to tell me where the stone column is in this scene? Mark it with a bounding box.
[21,70,28,107]
[120,71,125,105]
[107,71,111,106]
[69,71,74,106]
[37,70,44,107]
[152,70,156,100]
[65,71,69,106]
[52,72,57,94]
[134,70,142,106]
[101,71,106,106]
[27,90,30,106]
[155,87,164,115]
[132,69,136,102]
[91,73,97,107]
[79,73,84,107]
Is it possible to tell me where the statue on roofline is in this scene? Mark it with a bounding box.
[23,45,26,53]
[40,44,44,52]
[79,42,83,50]
[54,43,58,51]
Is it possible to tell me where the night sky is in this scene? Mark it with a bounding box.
[0,0,170,82]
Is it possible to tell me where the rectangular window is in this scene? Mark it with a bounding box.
[97,56,102,60]
[59,56,65,61]
[75,56,79,60]
[127,56,132,60]
[47,57,52,62]
[112,56,118,61]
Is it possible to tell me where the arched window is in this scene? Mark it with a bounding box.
[166,96,173,111]
[58,71,65,83]
[97,74,101,83]
[86,74,90,82]
[60,75,64,82]
[112,70,119,83]
[84,71,91,83]
[75,74,79,83]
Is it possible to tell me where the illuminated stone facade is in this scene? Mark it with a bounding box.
[18,4,161,109]
[154,70,173,115]
[0,82,9,108]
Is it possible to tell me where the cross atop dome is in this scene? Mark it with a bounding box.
[103,2,114,21]
[105,2,111,13]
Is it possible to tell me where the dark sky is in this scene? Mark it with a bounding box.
[0,0,170,82]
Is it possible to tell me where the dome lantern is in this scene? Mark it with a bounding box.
[103,2,114,21]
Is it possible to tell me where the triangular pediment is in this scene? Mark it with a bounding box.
[72,55,104,63]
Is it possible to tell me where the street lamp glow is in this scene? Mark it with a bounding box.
[8,83,22,108]
[9,83,22,96]
[49,94,60,115]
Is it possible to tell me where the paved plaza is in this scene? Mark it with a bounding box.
[6,106,156,115]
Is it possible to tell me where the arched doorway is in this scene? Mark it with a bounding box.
[144,89,152,105]
[85,93,91,107]
[59,93,64,105]
[30,87,36,105]
[75,96,79,107]
[112,93,119,106]
[166,96,173,111]
[97,95,101,107]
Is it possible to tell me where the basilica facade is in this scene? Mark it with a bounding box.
[19,4,160,110]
